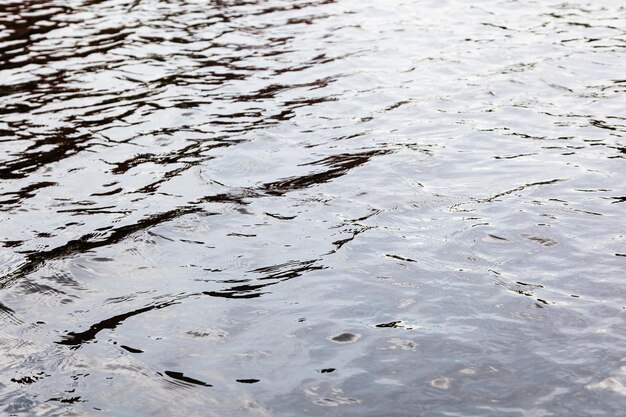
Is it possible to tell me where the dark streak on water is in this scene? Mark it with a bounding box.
[163,371,213,387]
[0,0,625,415]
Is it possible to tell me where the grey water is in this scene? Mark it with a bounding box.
[0,0,625,415]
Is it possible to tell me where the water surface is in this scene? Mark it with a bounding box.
[1,0,625,415]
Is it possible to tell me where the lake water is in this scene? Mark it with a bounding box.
[1,0,625,415]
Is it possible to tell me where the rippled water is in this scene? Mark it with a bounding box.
[1,0,625,415]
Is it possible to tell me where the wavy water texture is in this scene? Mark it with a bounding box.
[0,0,625,415]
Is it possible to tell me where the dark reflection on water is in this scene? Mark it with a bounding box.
[0,0,625,415]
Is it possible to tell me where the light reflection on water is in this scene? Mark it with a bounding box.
[0,0,625,415]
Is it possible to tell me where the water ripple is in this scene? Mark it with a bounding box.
[0,0,625,415]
